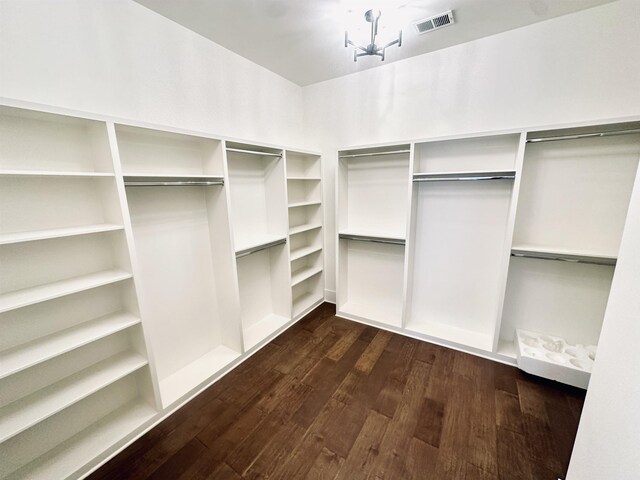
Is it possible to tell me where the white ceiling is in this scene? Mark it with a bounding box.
[134,0,616,86]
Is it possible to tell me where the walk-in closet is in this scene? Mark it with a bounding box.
[1,1,639,479]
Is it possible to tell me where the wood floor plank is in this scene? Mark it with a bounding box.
[355,330,392,374]
[88,304,585,480]
[306,447,345,480]
[334,410,389,480]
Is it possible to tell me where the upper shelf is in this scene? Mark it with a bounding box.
[0,170,114,178]
[123,174,224,187]
[511,246,617,266]
[235,235,287,258]
[413,170,516,182]
[0,224,123,246]
[339,232,406,246]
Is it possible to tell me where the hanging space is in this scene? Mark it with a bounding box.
[285,150,324,320]
[404,134,521,351]
[498,122,640,387]
[336,145,410,327]
[116,125,242,408]
[0,107,157,480]
[226,142,291,351]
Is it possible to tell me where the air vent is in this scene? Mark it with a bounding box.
[414,10,454,34]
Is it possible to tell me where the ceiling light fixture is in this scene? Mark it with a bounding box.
[344,9,402,62]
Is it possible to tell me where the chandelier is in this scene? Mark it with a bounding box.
[344,9,402,62]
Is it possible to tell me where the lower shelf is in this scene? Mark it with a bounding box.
[6,400,156,480]
[293,292,324,319]
[339,301,402,328]
[243,314,290,351]
[0,351,147,443]
[159,346,241,408]
[405,319,494,352]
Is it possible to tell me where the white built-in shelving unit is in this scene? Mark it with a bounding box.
[0,101,323,480]
[114,125,242,408]
[286,150,324,320]
[226,142,291,351]
[0,107,157,480]
[337,122,640,388]
[336,145,411,328]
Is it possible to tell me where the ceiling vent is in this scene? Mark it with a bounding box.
[414,10,455,34]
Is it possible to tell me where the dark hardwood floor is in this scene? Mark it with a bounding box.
[89,303,586,480]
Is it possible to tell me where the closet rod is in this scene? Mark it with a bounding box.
[236,238,287,258]
[226,147,282,158]
[511,249,616,266]
[339,233,405,246]
[413,171,515,182]
[123,176,224,187]
[526,128,640,143]
[339,150,410,159]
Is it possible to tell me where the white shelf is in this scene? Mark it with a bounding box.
[0,170,113,178]
[290,245,322,262]
[291,265,323,287]
[293,292,324,318]
[234,234,287,255]
[159,345,241,407]
[405,319,494,352]
[497,339,517,360]
[339,301,402,328]
[0,269,133,314]
[7,400,156,480]
[287,176,321,181]
[0,224,123,245]
[0,351,147,443]
[122,172,222,179]
[511,244,617,265]
[243,314,290,351]
[288,201,321,208]
[289,223,322,236]
[0,312,140,380]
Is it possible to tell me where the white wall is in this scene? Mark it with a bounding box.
[566,169,640,479]
[0,0,305,148]
[303,0,640,299]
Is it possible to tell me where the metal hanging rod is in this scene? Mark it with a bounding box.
[236,238,287,258]
[339,150,410,159]
[527,128,640,144]
[339,233,405,246]
[511,249,616,266]
[413,171,515,182]
[226,147,282,158]
[124,176,224,187]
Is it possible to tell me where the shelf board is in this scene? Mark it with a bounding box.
[0,170,114,178]
[123,174,224,187]
[0,312,140,380]
[122,173,222,178]
[8,399,156,480]
[0,351,147,443]
[291,265,323,287]
[290,244,322,262]
[286,176,321,181]
[288,201,321,208]
[0,224,123,245]
[289,223,322,236]
[293,292,324,318]
[413,170,516,182]
[338,232,406,246]
[243,314,290,351]
[405,319,494,352]
[511,245,616,266]
[339,301,402,328]
[0,269,133,314]
[159,345,241,408]
[235,234,287,257]
[496,339,517,360]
